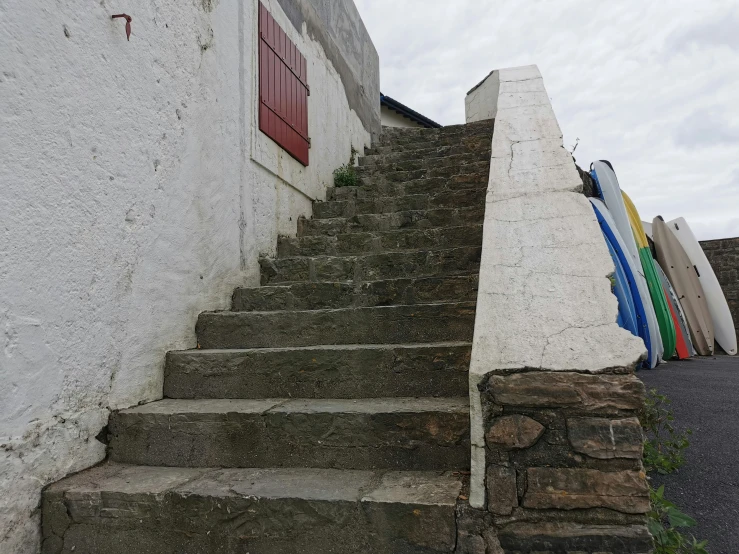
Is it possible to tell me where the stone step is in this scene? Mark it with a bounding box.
[357,152,488,174]
[359,138,491,167]
[367,132,493,156]
[164,342,471,399]
[196,302,476,349]
[296,209,484,238]
[42,464,463,554]
[313,188,487,219]
[371,119,494,150]
[326,170,489,202]
[108,398,471,470]
[232,274,479,312]
[259,246,482,285]
[357,160,490,187]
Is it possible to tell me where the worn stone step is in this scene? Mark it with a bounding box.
[276,228,482,261]
[260,246,482,285]
[359,138,491,167]
[196,302,476,349]
[42,464,463,554]
[357,152,488,175]
[296,209,485,238]
[326,171,489,203]
[164,342,471,399]
[367,132,493,156]
[108,398,471,470]
[232,274,479,312]
[325,185,365,201]
[357,160,490,187]
[380,172,491,196]
[371,119,494,150]
[314,188,487,219]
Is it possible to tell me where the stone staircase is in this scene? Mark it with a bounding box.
[41,120,495,554]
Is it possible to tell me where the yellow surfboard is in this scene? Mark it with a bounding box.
[622,192,677,359]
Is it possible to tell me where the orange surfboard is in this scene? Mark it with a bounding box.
[662,285,690,359]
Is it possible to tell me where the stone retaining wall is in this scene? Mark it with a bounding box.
[481,370,651,551]
[701,236,739,349]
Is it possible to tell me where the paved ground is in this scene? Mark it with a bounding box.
[640,355,739,554]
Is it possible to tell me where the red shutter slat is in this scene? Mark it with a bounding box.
[257,2,309,166]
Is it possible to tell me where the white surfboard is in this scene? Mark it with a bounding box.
[642,221,653,241]
[592,161,639,259]
[591,161,664,361]
[668,218,737,356]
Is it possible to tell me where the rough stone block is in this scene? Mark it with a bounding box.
[485,414,545,450]
[523,468,649,514]
[485,372,646,414]
[567,417,644,460]
[497,522,653,553]
[486,465,518,516]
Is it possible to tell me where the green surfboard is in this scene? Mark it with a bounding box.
[623,193,677,360]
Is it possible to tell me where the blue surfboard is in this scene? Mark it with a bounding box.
[590,198,652,368]
[603,232,639,336]
[592,162,662,366]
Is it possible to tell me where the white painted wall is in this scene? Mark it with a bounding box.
[465,65,646,508]
[0,0,372,550]
[380,105,423,128]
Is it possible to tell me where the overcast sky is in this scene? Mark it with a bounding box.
[354,0,739,240]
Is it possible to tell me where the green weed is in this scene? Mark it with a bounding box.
[648,486,709,554]
[641,389,708,553]
[641,388,691,475]
[333,146,359,188]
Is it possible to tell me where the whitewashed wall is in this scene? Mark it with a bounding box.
[0,0,375,551]
[380,105,423,128]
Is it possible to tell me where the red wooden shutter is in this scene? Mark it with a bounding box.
[258,2,310,166]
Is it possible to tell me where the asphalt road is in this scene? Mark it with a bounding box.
[640,355,739,554]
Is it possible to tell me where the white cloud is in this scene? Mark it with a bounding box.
[355,0,739,240]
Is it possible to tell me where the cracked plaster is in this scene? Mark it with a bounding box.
[464,65,646,508]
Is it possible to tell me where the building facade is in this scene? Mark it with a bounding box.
[0,1,378,551]
[380,93,441,129]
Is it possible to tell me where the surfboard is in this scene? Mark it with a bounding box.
[652,216,714,356]
[655,260,695,358]
[590,198,652,368]
[663,287,690,360]
[668,218,737,356]
[603,230,639,337]
[591,161,640,259]
[622,193,677,360]
[642,221,653,241]
[591,161,663,363]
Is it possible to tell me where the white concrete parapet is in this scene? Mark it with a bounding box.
[465,65,645,509]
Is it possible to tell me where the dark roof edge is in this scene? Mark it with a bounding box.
[380,94,442,128]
